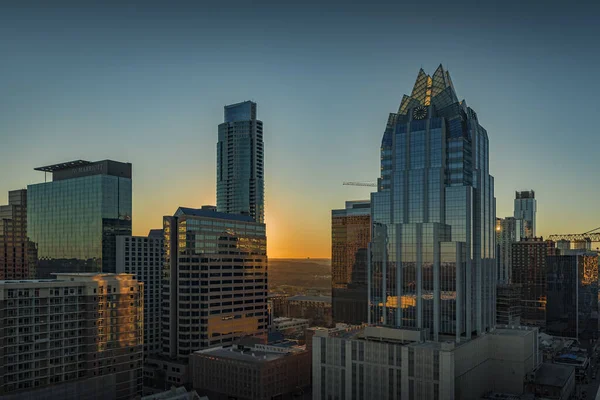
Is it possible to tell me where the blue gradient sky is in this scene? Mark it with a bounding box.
[1,1,599,257]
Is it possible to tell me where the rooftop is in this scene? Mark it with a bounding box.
[194,345,290,364]
[533,363,575,387]
[492,327,532,337]
[34,160,92,172]
[287,295,331,303]
[174,207,256,222]
[141,386,205,400]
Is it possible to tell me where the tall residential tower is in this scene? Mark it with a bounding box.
[217,101,265,223]
[369,65,496,341]
[514,190,536,238]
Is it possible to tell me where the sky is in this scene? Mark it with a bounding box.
[1,0,599,258]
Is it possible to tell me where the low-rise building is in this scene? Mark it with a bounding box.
[281,295,332,326]
[143,356,190,396]
[524,363,575,400]
[312,325,541,400]
[271,317,310,338]
[140,386,205,400]
[191,341,311,400]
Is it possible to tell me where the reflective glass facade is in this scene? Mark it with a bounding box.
[496,217,522,283]
[162,207,267,359]
[28,160,132,278]
[514,190,536,238]
[332,201,370,324]
[217,101,265,223]
[369,65,496,341]
[547,252,599,340]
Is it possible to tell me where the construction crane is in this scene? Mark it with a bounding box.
[343,181,377,187]
[547,226,600,242]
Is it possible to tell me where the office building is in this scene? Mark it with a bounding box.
[216,101,265,223]
[116,231,164,356]
[496,217,522,283]
[28,160,132,278]
[277,294,332,326]
[1,189,36,279]
[546,251,599,339]
[191,341,310,400]
[512,237,550,327]
[496,283,521,326]
[514,190,536,238]
[162,206,267,360]
[312,324,540,400]
[332,200,370,324]
[271,317,310,339]
[0,273,143,400]
[369,65,496,340]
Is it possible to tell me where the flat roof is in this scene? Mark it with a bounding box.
[534,363,575,387]
[34,160,92,172]
[175,207,256,223]
[287,295,331,303]
[195,347,286,363]
[492,328,532,337]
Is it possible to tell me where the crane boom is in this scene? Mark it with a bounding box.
[343,181,377,187]
[547,233,600,242]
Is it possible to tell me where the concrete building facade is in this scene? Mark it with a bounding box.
[312,325,540,400]
[0,189,36,280]
[0,273,143,400]
[162,206,268,360]
[191,341,310,400]
[116,232,164,356]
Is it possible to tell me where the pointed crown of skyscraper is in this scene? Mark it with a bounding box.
[398,64,458,114]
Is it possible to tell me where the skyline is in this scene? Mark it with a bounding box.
[1,1,600,258]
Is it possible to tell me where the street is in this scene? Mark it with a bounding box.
[575,341,600,399]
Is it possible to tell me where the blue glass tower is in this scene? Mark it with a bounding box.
[28,160,132,277]
[369,65,496,341]
[217,101,265,223]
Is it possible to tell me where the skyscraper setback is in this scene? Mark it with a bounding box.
[217,101,265,223]
[369,65,496,341]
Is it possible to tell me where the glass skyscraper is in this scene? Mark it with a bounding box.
[369,65,496,341]
[514,190,536,238]
[28,160,132,278]
[216,101,265,223]
[331,200,370,324]
[496,216,522,283]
